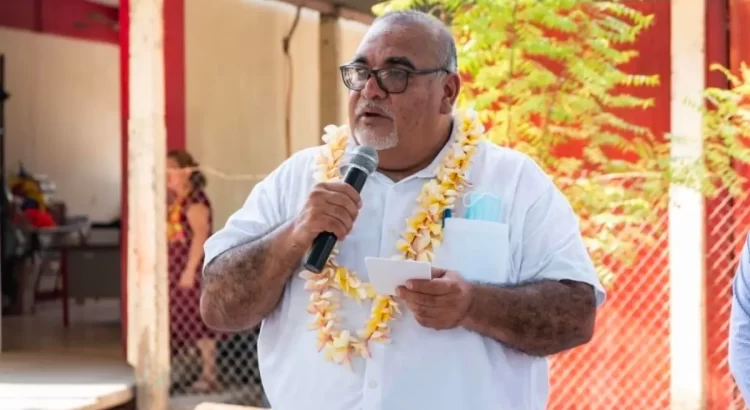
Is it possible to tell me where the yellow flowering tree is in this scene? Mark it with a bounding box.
[682,63,750,197]
[372,0,750,288]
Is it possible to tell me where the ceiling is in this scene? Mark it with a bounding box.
[331,0,381,15]
[84,0,381,15]
[84,0,118,6]
[86,0,381,14]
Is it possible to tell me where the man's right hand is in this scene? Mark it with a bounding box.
[290,181,362,249]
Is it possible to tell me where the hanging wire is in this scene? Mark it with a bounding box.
[282,6,303,159]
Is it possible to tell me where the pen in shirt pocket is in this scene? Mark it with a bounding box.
[441,209,452,228]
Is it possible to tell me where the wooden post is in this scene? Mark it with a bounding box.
[0,54,8,354]
[669,0,707,408]
[319,13,341,129]
[126,0,170,409]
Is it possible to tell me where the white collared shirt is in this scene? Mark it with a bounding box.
[203,127,606,410]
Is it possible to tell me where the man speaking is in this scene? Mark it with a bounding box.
[200,10,606,410]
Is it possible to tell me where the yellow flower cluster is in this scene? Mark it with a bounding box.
[298,108,485,369]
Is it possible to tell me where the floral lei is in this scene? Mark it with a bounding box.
[167,195,187,243]
[298,108,485,369]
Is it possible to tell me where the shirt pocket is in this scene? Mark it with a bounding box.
[433,218,511,285]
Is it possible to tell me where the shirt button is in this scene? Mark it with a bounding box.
[368,381,378,389]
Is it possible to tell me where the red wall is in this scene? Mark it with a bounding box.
[164,0,185,150]
[729,0,750,274]
[704,0,735,407]
[705,0,750,408]
[0,0,119,44]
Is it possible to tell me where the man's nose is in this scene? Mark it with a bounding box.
[361,75,387,100]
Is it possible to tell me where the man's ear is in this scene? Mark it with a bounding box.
[440,73,461,114]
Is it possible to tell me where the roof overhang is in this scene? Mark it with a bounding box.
[84,0,379,25]
[277,0,379,24]
[84,0,119,7]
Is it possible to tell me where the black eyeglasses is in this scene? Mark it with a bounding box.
[339,64,448,94]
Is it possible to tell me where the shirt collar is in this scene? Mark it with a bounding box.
[413,121,457,180]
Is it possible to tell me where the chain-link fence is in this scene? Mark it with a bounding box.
[705,188,750,410]
[167,232,268,409]
[168,315,267,409]
[546,176,750,409]
[547,174,672,409]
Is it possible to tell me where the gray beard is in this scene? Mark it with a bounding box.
[354,129,399,150]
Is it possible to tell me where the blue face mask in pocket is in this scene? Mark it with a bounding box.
[463,192,503,223]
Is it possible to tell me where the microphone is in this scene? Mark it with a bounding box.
[303,145,379,273]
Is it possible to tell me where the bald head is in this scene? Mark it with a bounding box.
[370,10,458,73]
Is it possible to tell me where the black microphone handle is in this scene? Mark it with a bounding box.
[303,166,369,273]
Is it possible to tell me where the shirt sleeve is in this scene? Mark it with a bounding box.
[516,178,607,308]
[729,232,750,402]
[202,166,286,271]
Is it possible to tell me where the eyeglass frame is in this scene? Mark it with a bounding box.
[339,63,451,94]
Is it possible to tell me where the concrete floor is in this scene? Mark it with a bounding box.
[0,296,262,410]
[0,298,133,410]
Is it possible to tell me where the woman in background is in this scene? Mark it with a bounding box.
[166,149,221,393]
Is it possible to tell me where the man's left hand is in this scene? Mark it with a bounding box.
[397,268,474,330]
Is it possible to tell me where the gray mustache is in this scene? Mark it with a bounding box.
[356,103,393,118]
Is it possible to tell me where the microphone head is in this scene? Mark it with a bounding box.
[348,146,379,175]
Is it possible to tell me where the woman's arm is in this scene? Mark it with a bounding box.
[184,203,211,278]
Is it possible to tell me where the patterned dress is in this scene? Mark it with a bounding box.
[167,189,216,352]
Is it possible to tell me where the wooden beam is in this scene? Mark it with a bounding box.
[0,54,6,353]
[277,0,374,24]
[319,12,341,128]
[126,0,170,408]
[119,0,130,361]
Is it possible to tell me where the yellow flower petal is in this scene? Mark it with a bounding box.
[416,252,432,262]
[415,228,432,251]
[396,238,411,253]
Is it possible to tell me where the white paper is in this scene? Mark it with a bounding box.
[364,257,432,296]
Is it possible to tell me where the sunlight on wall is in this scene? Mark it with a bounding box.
[185,0,371,227]
[0,28,120,222]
